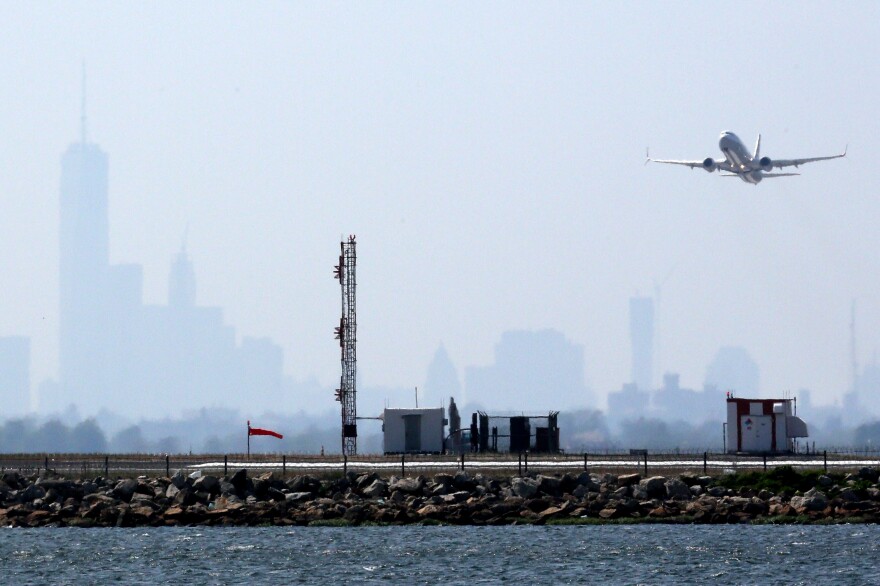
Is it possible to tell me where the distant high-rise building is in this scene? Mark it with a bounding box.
[0,336,30,416]
[607,382,649,423]
[59,118,112,407]
[629,296,654,391]
[704,346,760,395]
[169,246,196,309]
[464,329,590,411]
[423,344,461,408]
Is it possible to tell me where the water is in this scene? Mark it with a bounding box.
[2,525,878,584]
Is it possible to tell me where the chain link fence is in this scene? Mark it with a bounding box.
[3,450,880,480]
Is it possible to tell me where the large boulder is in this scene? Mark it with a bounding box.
[285,492,312,504]
[354,472,380,491]
[858,467,880,483]
[165,483,181,499]
[612,486,630,499]
[2,471,24,490]
[287,475,321,495]
[193,475,220,495]
[389,477,425,495]
[537,475,562,496]
[816,475,833,488]
[575,472,600,492]
[433,473,454,488]
[790,494,826,513]
[19,483,46,503]
[511,477,539,499]
[618,473,641,487]
[664,478,691,500]
[36,479,77,497]
[113,479,138,502]
[362,479,388,499]
[172,488,197,507]
[453,471,477,491]
[839,488,859,502]
[170,470,188,490]
[229,469,248,495]
[639,476,667,499]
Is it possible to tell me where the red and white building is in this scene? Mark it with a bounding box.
[726,397,809,454]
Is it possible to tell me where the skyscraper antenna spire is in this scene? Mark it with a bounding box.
[80,61,87,145]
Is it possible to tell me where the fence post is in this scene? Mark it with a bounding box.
[104,455,109,479]
[343,454,348,476]
[643,451,648,477]
[44,456,48,473]
[518,452,522,476]
[224,455,228,477]
[524,452,529,474]
[282,455,286,479]
[763,455,767,472]
[460,452,465,471]
[401,453,405,477]
[703,451,708,474]
[165,454,170,477]
[584,453,588,472]
[824,450,827,473]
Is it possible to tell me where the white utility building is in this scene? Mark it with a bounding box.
[382,407,446,454]
[726,397,808,454]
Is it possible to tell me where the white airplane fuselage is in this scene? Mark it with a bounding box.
[718,131,764,184]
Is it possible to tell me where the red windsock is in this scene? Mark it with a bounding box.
[247,420,283,439]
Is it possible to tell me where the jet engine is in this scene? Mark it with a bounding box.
[702,157,718,172]
[759,156,773,171]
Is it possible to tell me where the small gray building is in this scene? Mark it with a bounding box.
[382,407,446,454]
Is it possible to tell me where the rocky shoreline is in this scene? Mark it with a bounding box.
[3,466,880,527]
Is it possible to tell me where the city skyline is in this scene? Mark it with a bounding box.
[1,5,879,418]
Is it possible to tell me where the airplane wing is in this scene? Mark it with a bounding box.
[771,147,847,169]
[647,157,707,168]
[645,149,733,171]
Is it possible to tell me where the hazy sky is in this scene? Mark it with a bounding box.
[1,2,879,413]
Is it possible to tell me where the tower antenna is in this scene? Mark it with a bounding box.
[333,235,358,455]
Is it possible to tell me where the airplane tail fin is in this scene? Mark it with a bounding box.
[754,134,761,159]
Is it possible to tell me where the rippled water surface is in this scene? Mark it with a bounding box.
[2,525,879,584]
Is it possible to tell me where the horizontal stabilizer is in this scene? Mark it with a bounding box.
[761,172,801,178]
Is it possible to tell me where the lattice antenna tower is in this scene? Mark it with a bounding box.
[334,235,358,455]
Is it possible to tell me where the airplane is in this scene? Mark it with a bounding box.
[647,131,846,184]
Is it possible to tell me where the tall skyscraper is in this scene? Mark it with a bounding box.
[58,94,111,407]
[629,296,654,391]
[169,245,196,309]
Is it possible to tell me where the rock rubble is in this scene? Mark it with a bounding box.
[3,467,880,527]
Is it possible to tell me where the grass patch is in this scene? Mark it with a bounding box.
[308,518,355,527]
[545,516,694,526]
[715,466,835,495]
